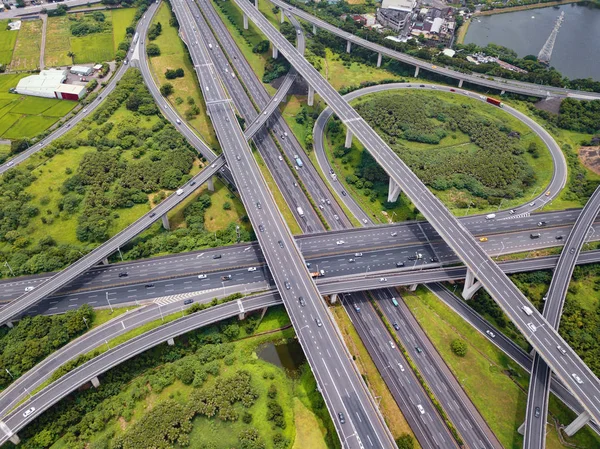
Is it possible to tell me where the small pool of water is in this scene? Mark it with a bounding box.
[257,339,306,378]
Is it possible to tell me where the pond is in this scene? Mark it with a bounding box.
[257,339,306,378]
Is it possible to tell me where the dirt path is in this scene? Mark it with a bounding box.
[39,14,47,69]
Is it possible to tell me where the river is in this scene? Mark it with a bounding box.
[464,2,600,81]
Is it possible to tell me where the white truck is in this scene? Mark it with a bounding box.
[485,213,496,220]
[296,206,305,217]
[522,305,533,316]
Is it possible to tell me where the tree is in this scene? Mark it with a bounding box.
[223,201,232,210]
[450,339,468,357]
[160,83,174,97]
[67,51,76,64]
[396,434,415,449]
[146,43,160,57]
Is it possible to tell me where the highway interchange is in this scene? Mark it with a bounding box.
[0,0,600,448]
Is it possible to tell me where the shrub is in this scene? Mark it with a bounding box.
[450,339,467,357]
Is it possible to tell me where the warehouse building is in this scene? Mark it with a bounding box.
[69,65,94,76]
[15,69,86,100]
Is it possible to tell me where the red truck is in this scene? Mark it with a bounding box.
[486,97,503,108]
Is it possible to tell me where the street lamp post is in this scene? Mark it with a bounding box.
[158,304,164,322]
[105,292,113,312]
[83,316,89,329]
[5,368,14,379]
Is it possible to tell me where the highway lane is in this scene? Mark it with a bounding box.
[428,283,600,436]
[174,1,396,447]
[0,157,226,326]
[0,4,160,175]
[269,0,600,100]
[342,292,459,449]
[185,3,322,233]
[523,186,600,449]
[2,215,597,311]
[236,0,600,424]
[0,0,103,18]
[195,0,353,230]
[0,292,281,446]
[372,289,503,448]
[312,82,567,220]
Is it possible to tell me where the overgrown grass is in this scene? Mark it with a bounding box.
[0,20,18,65]
[404,286,600,449]
[44,16,72,67]
[148,2,219,148]
[10,19,42,71]
[111,8,137,52]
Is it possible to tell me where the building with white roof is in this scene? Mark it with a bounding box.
[381,0,416,12]
[15,69,86,100]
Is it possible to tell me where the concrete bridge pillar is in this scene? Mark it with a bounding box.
[161,214,170,231]
[462,269,482,300]
[564,411,591,436]
[102,258,109,265]
[312,24,317,35]
[377,53,382,68]
[409,284,418,292]
[243,14,248,30]
[414,66,420,78]
[346,40,352,53]
[280,10,285,23]
[254,0,258,9]
[167,338,175,346]
[345,127,353,149]
[517,422,525,435]
[9,434,20,445]
[330,293,338,304]
[500,90,505,95]
[458,79,463,88]
[272,46,279,59]
[91,376,100,388]
[207,176,215,192]
[6,321,13,329]
[388,179,401,203]
[307,85,315,106]
[237,299,245,321]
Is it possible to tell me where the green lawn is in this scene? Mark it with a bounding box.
[0,20,18,65]
[44,16,73,67]
[148,2,219,149]
[10,19,42,71]
[71,32,115,64]
[404,286,600,449]
[111,8,137,51]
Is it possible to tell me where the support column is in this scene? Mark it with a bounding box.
[9,434,20,445]
[307,85,314,106]
[458,79,463,88]
[91,376,100,388]
[167,338,175,346]
[6,321,13,329]
[517,422,525,435]
[243,14,248,30]
[500,90,505,95]
[207,176,214,192]
[280,10,285,23]
[564,411,591,436]
[462,269,482,300]
[272,46,278,59]
[346,40,351,53]
[377,52,382,68]
[254,0,258,9]
[414,66,420,77]
[409,284,418,292]
[102,258,109,265]
[345,127,353,149]
[161,214,170,231]
[237,299,245,320]
[388,178,401,203]
[312,24,317,35]
[330,293,338,304]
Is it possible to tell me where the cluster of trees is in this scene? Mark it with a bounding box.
[263,56,290,83]
[0,305,94,390]
[146,43,161,57]
[165,67,184,79]
[253,40,270,54]
[533,98,600,134]
[69,11,109,37]
[147,21,162,40]
[352,93,537,202]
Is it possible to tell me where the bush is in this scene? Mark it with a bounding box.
[160,82,173,97]
[450,339,468,357]
[146,43,161,57]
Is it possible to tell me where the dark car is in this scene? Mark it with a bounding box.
[149,212,156,218]
[341,190,347,196]
[534,407,541,418]
[393,322,400,330]
[145,283,154,288]
[256,201,261,209]
[569,247,576,254]
[408,255,417,261]
[415,347,423,353]
[259,224,264,232]
[190,181,196,186]
[184,299,193,305]
[284,281,291,290]
[118,272,128,278]
[221,275,232,281]
[213,254,222,259]
[396,261,405,267]
[556,235,563,240]
[298,296,306,307]
[278,240,284,248]
[338,412,345,424]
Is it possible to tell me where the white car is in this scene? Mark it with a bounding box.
[379,277,387,282]
[247,267,257,272]
[398,363,405,372]
[417,404,425,415]
[336,240,345,245]
[529,201,536,206]
[527,322,537,332]
[197,274,207,279]
[389,340,395,349]
[485,330,496,338]
[22,407,35,418]
[6,160,14,167]
[24,286,35,292]
[572,373,584,384]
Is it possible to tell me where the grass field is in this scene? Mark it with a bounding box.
[0,20,18,65]
[71,32,115,64]
[10,19,42,71]
[111,8,137,51]
[44,16,72,67]
[404,286,600,449]
[331,304,420,446]
[148,2,219,149]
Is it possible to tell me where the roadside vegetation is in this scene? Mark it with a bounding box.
[404,286,600,449]
[0,68,248,279]
[8,308,338,449]
[148,2,219,149]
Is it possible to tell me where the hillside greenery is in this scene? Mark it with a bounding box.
[6,309,338,449]
[532,98,600,135]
